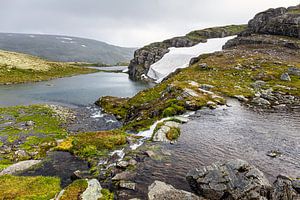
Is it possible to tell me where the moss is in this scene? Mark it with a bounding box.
[100,188,114,200]
[57,130,127,161]
[166,127,181,141]
[0,159,13,171]
[0,175,61,199]
[60,179,88,200]
[0,105,68,161]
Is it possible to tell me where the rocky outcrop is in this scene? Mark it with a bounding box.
[243,5,300,38]
[128,25,246,81]
[186,159,273,200]
[148,181,205,200]
[272,175,300,200]
[80,179,102,200]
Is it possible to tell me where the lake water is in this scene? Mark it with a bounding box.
[0,71,148,107]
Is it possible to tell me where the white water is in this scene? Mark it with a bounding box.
[147,36,235,82]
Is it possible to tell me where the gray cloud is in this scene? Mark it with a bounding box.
[0,0,298,47]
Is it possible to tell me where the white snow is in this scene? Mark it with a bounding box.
[147,36,236,83]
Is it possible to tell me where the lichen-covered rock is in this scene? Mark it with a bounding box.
[80,179,102,200]
[272,175,300,200]
[0,160,42,175]
[148,181,205,200]
[244,5,300,38]
[186,159,272,200]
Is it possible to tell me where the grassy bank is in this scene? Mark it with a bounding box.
[0,50,97,84]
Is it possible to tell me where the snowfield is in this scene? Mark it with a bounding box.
[147,36,235,82]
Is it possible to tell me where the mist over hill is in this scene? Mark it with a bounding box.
[0,33,136,65]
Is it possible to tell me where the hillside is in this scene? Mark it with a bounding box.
[0,33,136,65]
[0,50,96,84]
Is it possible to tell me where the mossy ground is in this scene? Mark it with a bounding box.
[60,179,88,200]
[0,105,68,161]
[99,38,300,132]
[56,130,127,163]
[0,175,61,200]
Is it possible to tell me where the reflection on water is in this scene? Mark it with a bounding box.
[134,99,300,196]
[0,71,148,106]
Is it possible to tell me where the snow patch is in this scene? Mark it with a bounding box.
[147,36,236,83]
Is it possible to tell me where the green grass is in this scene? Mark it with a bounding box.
[60,179,88,200]
[100,189,114,200]
[166,127,181,141]
[0,65,97,84]
[0,175,61,200]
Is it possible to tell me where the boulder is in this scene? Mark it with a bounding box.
[0,160,42,175]
[81,179,102,200]
[280,73,291,81]
[288,67,300,76]
[148,181,204,200]
[119,180,136,190]
[272,175,300,200]
[186,159,272,200]
[251,97,271,106]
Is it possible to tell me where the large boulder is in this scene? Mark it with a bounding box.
[244,5,300,38]
[186,159,272,200]
[148,180,205,200]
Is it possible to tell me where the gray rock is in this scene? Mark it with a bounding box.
[164,121,180,128]
[234,95,249,102]
[148,181,204,200]
[200,84,214,91]
[112,171,135,181]
[251,80,266,89]
[117,161,129,168]
[152,126,170,142]
[288,67,300,76]
[272,175,300,200]
[198,63,208,70]
[119,180,136,190]
[145,150,156,159]
[280,73,291,81]
[128,159,137,166]
[0,160,42,175]
[14,150,29,160]
[252,97,271,106]
[186,159,272,200]
[81,179,102,200]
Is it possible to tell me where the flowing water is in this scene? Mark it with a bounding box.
[132,99,300,197]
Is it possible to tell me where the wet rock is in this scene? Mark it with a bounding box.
[164,121,180,128]
[117,161,129,168]
[148,181,204,200]
[173,116,189,123]
[288,67,300,76]
[186,159,272,200]
[81,179,102,200]
[112,171,135,181]
[145,150,156,159]
[119,180,136,190]
[280,73,291,81]
[128,159,137,166]
[266,150,282,158]
[206,101,217,109]
[272,175,300,200]
[71,170,92,180]
[251,97,271,106]
[234,95,249,102]
[0,160,42,175]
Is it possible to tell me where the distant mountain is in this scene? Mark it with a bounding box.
[0,33,136,65]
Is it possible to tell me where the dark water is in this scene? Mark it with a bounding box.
[0,71,148,107]
[133,99,300,197]
[20,151,89,187]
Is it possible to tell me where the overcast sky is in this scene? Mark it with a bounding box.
[0,0,298,47]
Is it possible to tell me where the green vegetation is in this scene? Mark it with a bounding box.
[99,40,300,132]
[0,159,13,171]
[0,50,97,84]
[56,130,127,161]
[100,189,114,200]
[0,105,68,161]
[288,9,300,14]
[0,175,61,200]
[60,179,88,200]
[166,127,181,141]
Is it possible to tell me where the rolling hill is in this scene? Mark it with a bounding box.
[0,33,135,65]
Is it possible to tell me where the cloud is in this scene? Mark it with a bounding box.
[0,0,298,47]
